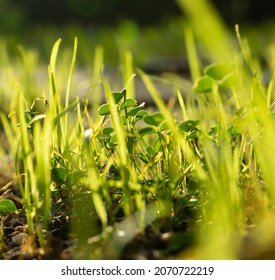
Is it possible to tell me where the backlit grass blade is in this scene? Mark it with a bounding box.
[48,38,64,151]
[177,90,188,120]
[0,113,19,155]
[49,38,62,78]
[177,0,233,61]
[84,128,108,229]
[17,91,37,236]
[33,118,52,229]
[92,45,104,119]
[123,50,135,99]
[48,38,62,115]
[64,37,78,136]
[184,25,201,81]
[53,97,79,126]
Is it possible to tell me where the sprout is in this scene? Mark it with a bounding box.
[0,199,17,215]
[0,199,17,250]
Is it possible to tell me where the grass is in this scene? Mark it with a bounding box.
[1,2,275,260]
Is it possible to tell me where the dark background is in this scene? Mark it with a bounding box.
[1,0,275,31]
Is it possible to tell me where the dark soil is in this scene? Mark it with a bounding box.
[0,204,195,260]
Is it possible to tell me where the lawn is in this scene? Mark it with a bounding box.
[1,0,275,260]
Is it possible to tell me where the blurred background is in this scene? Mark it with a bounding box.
[0,0,275,65]
[1,0,275,29]
[0,0,274,107]
[0,1,274,45]
[0,0,275,66]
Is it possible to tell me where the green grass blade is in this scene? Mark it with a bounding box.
[177,0,233,61]
[184,25,201,81]
[123,50,135,99]
[48,38,62,114]
[92,45,104,119]
[64,37,78,136]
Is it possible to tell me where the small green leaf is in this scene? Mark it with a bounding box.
[193,76,215,93]
[24,111,39,123]
[120,98,137,110]
[160,121,169,131]
[98,103,111,116]
[153,137,162,152]
[112,89,126,103]
[146,146,156,157]
[138,127,155,136]
[0,199,17,215]
[127,102,145,116]
[108,133,118,147]
[135,110,149,121]
[136,110,148,117]
[178,120,200,132]
[204,62,235,80]
[227,125,242,137]
[208,126,218,136]
[219,73,239,87]
[66,171,85,186]
[144,112,164,126]
[120,115,127,125]
[102,127,114,136]
[187,129,201,139]
[52,167,67,184]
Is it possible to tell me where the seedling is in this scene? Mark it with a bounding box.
[0,199,17,251]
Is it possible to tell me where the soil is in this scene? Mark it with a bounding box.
[0,202,194,260]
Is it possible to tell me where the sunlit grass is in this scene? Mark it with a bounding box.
[1,1,275,260]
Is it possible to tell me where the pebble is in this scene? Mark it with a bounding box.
[11,232,28,246]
